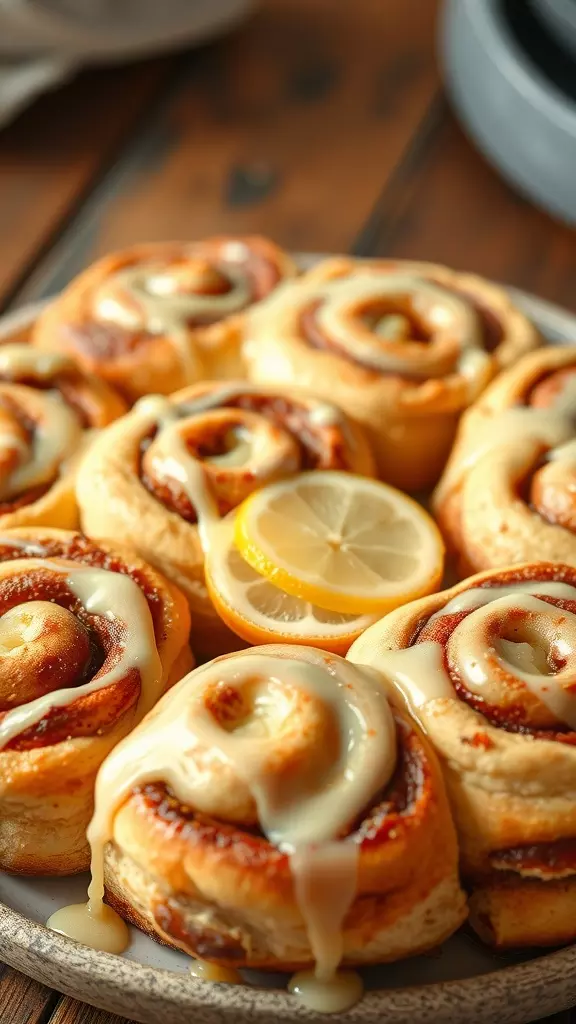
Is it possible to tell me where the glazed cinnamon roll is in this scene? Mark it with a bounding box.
[33,237,297,402]
[86,645,465,992]
[76,382,375,658]
[0,527,192,876]
[0,344,125,531]
[433,346,576,576]
[244,257,540,491]
[349,562,576,948]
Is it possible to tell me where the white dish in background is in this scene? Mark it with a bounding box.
[1,269,576,1024]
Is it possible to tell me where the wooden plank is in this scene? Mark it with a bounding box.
[47,997,128,1024]
[15,0,440,303]
[0,966,58,1024]
[355,98,576,311]
[0,56,176,312]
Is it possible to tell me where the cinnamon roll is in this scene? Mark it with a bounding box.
[0,344,125,531]
[349,562,576,948]
[0,528,192,876]
[244,257,540,491]
[82,645,465,1000]
[433,346,576,576]
[33,238,297,402]
[76,382,375,658]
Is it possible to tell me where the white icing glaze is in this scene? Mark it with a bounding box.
[0,559,162,748]
[135,395,220,550]
[188,960,243,984]
[431,580,576,617]
[0,390,82,500]
[0,344,75,380]
[288,969,364,1014]
[437,367,576,502]
[0,534,47,555]
[53,646,394,1010]
[370,581,576,731]
[93,259,251,379]
[133,385,347,553]
[548,438,576,468]
[310,272,490,385]
[438,407,574,500]
[46,900,129,954]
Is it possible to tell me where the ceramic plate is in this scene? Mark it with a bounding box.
[1,264,576,1024]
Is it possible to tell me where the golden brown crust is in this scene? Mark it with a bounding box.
[348,561,576,948]
[469,878,576,949]
[0,527,192,875]
[32,238,298,402]
[102,707,465,969]
[244,257,541,491]
[76,381,376,659]
[433,346,576,576]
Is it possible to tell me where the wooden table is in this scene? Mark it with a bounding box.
[1,1,576,1021]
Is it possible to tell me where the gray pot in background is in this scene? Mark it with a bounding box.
[538,0,576,56]
[441,0,576,224]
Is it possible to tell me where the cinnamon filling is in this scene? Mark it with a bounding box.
[0,372,91,428]
[0,552,164,749]
[526,366,576,411]
[139,393,351,522]
[412,567,576,739]
[132,714,424,852]
[153,898,246,962]
[0,396,55,513]
[63,320,152,360]
[300,284,504,376]
[453,288,504,352]
[0,534,165,636]
[490,838,576,877]
[0,482,52,515]
[63,243,282,360]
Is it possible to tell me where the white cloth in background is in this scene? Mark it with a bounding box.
[0,0,254,126]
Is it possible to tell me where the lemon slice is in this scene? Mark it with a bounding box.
[206,518,377,653]
[234,471,444,614]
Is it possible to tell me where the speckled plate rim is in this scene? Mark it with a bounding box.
[1,266,576,1024]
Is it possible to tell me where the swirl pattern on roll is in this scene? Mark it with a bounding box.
[434,346,576,575]
[0,527,192,875]
[33,237,298,402]
[76,382,375,656]
[0,345,125,530]
[244,257,540,491]
[88,645,465,977]
[349,562,576,948]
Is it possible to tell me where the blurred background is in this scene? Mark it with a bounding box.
[0,0,575,313]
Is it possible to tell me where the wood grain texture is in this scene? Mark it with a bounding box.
[48,997,128,1024]
[14,0,440,302]
[0,57,175,312]
[0,966,58,1024]
[355,98,576,311]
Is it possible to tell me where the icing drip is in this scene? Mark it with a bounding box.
[134,386,346,551]
[50,647,395,1012]
[189,959,242,984]
[136,395,220,550]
